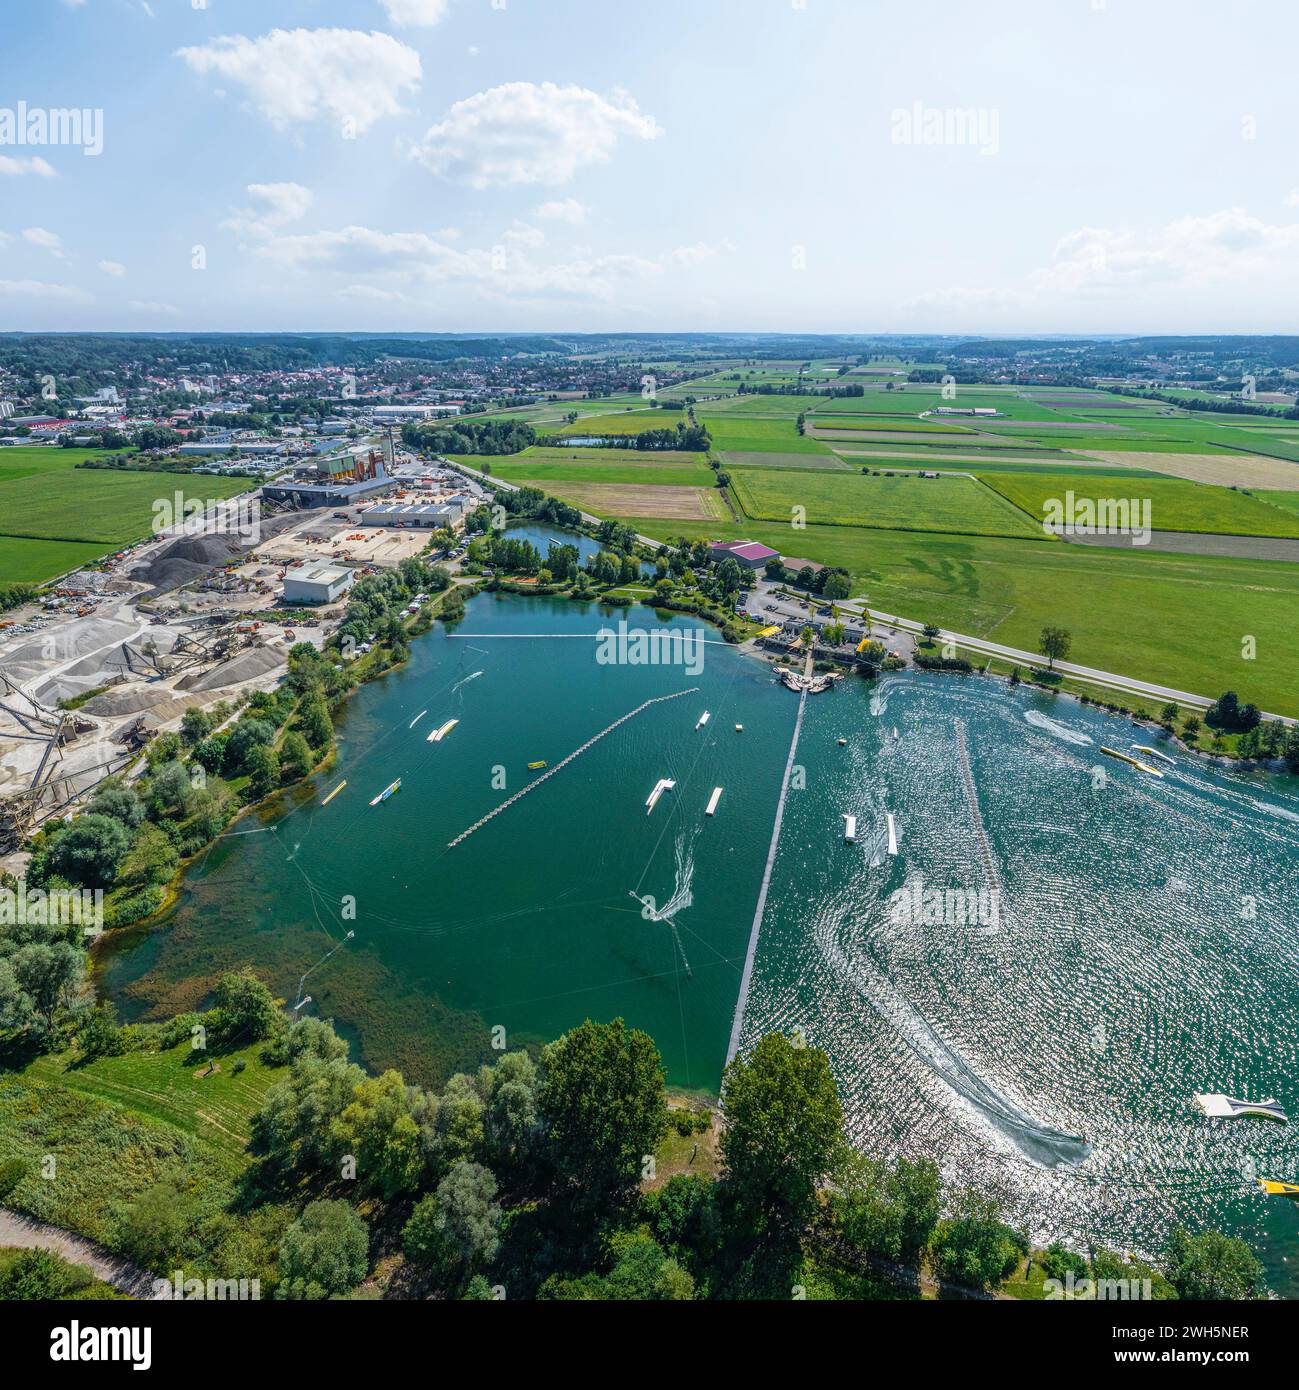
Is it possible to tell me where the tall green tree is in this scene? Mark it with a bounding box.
[719,1032,844,1232]
[538,1018,666,1208]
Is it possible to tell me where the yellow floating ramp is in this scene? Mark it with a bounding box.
[1258,1178,1299,1197]
[321,780,347,806]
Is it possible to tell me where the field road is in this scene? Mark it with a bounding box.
[0,1206,167,1298]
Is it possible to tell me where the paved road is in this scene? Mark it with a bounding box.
[0,1206,166,1298]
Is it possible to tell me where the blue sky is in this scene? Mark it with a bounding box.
[3,0,1297,334]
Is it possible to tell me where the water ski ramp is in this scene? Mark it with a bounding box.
[428,719,459,743]
[705,787,723,817]
[1195,1093,1288,1123]
[321,780,347,806]
[645,779,676,814]
[370,778,401,807]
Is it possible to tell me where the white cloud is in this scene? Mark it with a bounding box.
[0,155,56,179]
[0,279,90,303]
[412,81,661,188]
[502,222,545,248]
[129,299,180,316]
[252,219,730,304]
[1285,189,1299,208]
[23,227,65,258]
[535,198,590,225]
[378,0,451,26]
[223,182,315,239]
[176,29,421,134]
[1031,209,1299,297]
[97,259,126,277]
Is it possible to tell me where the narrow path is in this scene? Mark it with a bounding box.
[0,1206,165,1298]
[726,686,808,1065]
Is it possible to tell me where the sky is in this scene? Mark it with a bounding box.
[2,0,1298,335]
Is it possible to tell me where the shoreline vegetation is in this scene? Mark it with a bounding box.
[0,1008,1264,1302]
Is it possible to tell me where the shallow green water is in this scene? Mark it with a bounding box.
[100,590,1299,1289]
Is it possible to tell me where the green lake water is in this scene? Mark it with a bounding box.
[98,587,1299,1291]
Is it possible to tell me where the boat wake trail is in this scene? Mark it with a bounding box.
[1023,709,1093,746]
[817,923,1091,1169]
[631,831,697,974]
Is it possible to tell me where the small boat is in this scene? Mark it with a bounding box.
[409,709,427,730]
[646,778,676,814]
[886,812,898,856]
[527,760,547,770]
[1101,745,1164,778]
[695,710,711,730]
[843,814,857,842]
[1132,744,1176,766]
[1257,1178,1299,1198]
[321,779,347,806]
[837,737,847,747]
[1195,1093,1288,1123]
[428,718,459,743]
[369,778,401,807]
[705,786,723,817]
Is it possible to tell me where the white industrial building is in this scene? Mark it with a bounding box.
[360,501,465,529]
[282,561,356,605]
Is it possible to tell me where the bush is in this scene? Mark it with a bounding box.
[277,1200,369,1300]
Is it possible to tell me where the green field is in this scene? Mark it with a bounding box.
[978,470,1299,538]
[612,514,1299,715]
[730,470,1047,540]
[491,457,718,489]
[557,409,689,436]
[0,448,252,590]
[697,412,832,455]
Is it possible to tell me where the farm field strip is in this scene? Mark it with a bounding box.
[729,468,1048,540]
[515,478,727,521]
[977,470,1299,538]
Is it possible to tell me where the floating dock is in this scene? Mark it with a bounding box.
[886,812,898,856]
[1195,1093,1288,1123]
[1101,745,1164,778]
[321,780,347,806]
[695,710,710,730]
[706,786,723,817]
[428,718,459,743]
[369,777,401,807]
[646,778,676,814]
[1132,743,1176,766]
[843,814,857,842]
